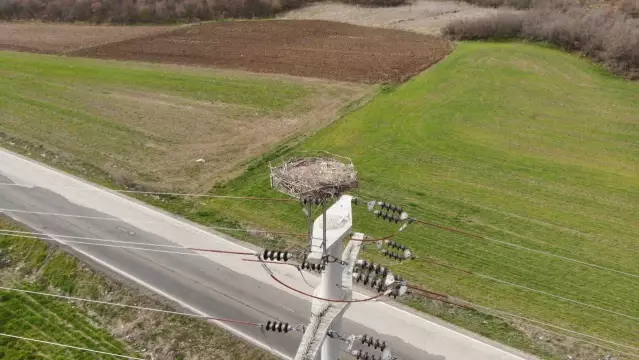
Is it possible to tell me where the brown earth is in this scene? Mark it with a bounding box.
[280,0,509,36]
[0,22,174,54]
[72,20,452,83]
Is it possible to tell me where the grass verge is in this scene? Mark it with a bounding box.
[0,217,277,360]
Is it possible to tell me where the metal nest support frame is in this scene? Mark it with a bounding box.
[270,152,358,202]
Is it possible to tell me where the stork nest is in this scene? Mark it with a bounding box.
[270,157,358,200]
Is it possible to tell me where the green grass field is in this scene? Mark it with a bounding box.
[196,43,639,353]
[0,51,369,191]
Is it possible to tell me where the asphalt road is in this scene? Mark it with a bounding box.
[0,149,536,360]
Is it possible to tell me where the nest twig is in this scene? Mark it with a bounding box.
[270,157,358,201]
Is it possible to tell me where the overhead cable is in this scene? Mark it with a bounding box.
[0,332,143,359]
[407,285,639,358]
[0,230,256,258]
[413,218,639,280]
[258,260,389,303]
[0,183,296,202]
[422,256,639,322]
[0,208,305,238]
[0,286,265,327]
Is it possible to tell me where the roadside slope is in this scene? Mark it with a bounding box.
[0,217,276,360]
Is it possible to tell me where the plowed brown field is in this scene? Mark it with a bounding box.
[72,20,451,83]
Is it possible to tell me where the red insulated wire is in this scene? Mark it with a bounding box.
[414,219,483,239]
[268,273,387,303]
[242,258,295,266]
[407,285,475,310]
[407,284,448,298]
[425,257,475,275]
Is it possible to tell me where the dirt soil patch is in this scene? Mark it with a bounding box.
[280,0,510,35]
[0,22,174,54]
[71,20,452,83]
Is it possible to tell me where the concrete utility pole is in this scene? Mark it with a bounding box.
[294,195,358,360]
[270,155,399,360]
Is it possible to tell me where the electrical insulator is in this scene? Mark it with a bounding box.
[384,240,407,251]
[359,334,388,352]
[264,321,292,333]
[355,259,369,269]
[377,201,403,215]
[389,283,409,298]
[262,250,290,262]
[373,278,384,292]
[357,260,390,277]
[354,272,387,293]
[300,260,324,272]
[374,210,401,223]
[362,272,371,285]
[352,271,362,282]
[380,249,403,262]
[351,350,376,360]
[379,266,388,278]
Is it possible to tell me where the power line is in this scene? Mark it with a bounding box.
[407,285,639,358]
[421,255,639,322]
[0,286,265,327]
[413,218,639,280]
[412,231,639,314]
[0,230,257,258]
[257,259,388,304]
[465,301,639,354]
[0,183,297,202]
[0,332,144,359]
[0,229,232,251]
[0,208,305,238]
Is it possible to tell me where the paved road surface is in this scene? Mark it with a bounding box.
[0,149,536,360]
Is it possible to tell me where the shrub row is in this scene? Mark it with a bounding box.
[443,2,639,79]
[0,0,408,23]
[0,0,301,23]
[459,0,533,10]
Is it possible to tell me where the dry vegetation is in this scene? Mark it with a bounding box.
[0,22,173,53]
[443,0,639,79]
[0,0,407,24]
[72,20,452,83]
[0,0,305,23]
[0,49,373,192]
